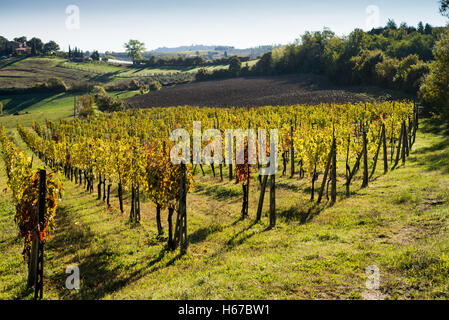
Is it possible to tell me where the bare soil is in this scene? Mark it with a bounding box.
[126,74,415,108]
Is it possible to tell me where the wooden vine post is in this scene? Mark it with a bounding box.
[330,136,337,203]
[290,122,295,178]
[369,126,383,179]
[404,120,409,158]
[402,121,407,165]
[394,122,404,168]
[361,121,369,188]
[179,163,188,254]
[167,205,175,250]
[318,137,335,204]
[28,169,46,299]
[382,123,388,174]
[256,174,268,222]
[269,173,276,228]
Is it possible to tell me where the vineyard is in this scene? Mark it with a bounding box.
[4,101,415,249]
[4,100,449,300]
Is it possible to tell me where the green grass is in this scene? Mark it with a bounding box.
[0,91,139,130]
[0,57,258,91]
[0,56,230,90]
[0,93,75,129]
[0,57,94,89]
[1,96,449,299]
[62,60,228,77]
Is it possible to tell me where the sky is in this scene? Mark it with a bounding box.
[0,0,447,52]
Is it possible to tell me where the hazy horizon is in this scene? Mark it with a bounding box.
[0,0,447,53]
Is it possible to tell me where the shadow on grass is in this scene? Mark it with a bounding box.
[189,224,223,244]
[409,118,449,174]
[44,203,185,299]
[195,183,241,200]
[2,93,54,114]
[418,117,449,136]
[0,56,27,69]
[278,203,324,224]
[90,70,125,83]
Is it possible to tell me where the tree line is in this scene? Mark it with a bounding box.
[196,17,449,114]
[0,35,60,56]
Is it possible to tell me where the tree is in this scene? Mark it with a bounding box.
[0,101,3,115]
[0,36,7,47]
[417,21,424,34]
[420,32,449,115]
[28,37,44,55]
[94,91,124,112]
[124,40,145,64]
[43,41,59,55]
[76,94,95,118]
[441,0,449,17]
[90,50,100,61]
[14,36,27,44]
[148,81,162,91]
[352,49,385,84]
[229,56,242,76]
[386,19,397,30]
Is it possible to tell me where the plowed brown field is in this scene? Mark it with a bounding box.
[126,74,412,108]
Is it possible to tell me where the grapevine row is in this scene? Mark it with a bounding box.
[18,101,416,245]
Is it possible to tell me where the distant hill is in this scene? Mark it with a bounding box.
[105,45,275,60]
[148,45,274,60]
[151,45,231,53]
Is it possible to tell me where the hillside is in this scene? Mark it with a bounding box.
[0,57,224,90]
[126,74,416,108]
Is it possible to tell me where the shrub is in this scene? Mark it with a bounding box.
[403,61,429,93]
[419,32,449,115]
[91,85,107,97]
[106,81,131,92]
[375,57,400,88]
[228,56,242,76]
[44,77,68,92]
[148,81,162,91]
[351,50,385,84]
[76,94,95,118]
[394,54,421,83]
[94,93,124,112]
[195,68,211,81]
[128,79,141,90]
[0,101,3,115]
[32,77,68,93]
[195,68,232,81]
[70,81,97,93]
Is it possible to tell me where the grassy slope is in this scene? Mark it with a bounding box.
[63,61,228,76]
[0,57,233,89]
[0,91,139,130]
[0,57,93,88]
[1,99,449,299]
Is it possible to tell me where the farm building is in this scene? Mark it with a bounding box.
[1,41,31,55]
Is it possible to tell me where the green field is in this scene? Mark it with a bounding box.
[62,60,228,76]
[0,57,244,90]
[0,91,139,129]
[1,95,449,299]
